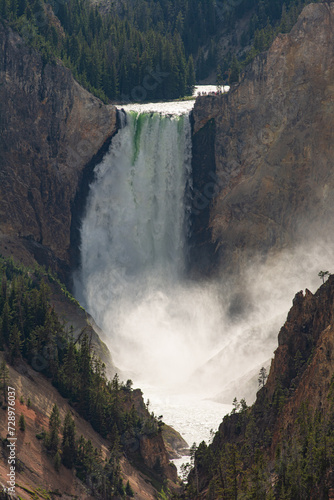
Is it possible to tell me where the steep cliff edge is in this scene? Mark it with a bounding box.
[191,2,334,274]
[187,275,334,498]
[0,21,117,281]
[0,255,178,499]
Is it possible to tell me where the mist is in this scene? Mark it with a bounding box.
[74,109,334,406]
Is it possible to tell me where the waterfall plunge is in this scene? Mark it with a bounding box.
[75,111,226,391]
[74,106,334,404]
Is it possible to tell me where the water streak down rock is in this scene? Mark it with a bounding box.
[0,22,117,281]
[191,3,334,274]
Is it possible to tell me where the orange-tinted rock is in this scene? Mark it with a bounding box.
[140,433,178,482]
[0,23,117,278]
[191,3,334,274]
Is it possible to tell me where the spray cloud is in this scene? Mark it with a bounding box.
[75,110,334,402]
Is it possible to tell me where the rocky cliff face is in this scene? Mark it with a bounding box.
[188,275,334,497]
[140,433,178,482]
[0,21,117,282]
[191,3,334,274]
[265,276,334,450]
[242,274,334,451]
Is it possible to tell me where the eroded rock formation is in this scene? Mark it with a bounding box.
[191,3,334,274]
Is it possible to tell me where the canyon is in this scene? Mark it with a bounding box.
[1,3,333,283]
[1,2,334,498]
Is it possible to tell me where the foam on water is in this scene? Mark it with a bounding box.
[119,85,229,115]
[75,105,233,455]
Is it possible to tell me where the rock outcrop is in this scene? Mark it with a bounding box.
[191,2,334,274]
[188,274,334,497]
[0,21,117,282]
[140,433,178,482]
[225,275,334,451]
[265,276,334,450]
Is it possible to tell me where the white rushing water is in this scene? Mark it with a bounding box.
[75,107,234,463]
[75,110,227,388]
[119,85,230,115]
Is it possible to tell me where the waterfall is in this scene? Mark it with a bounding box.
[75,110,225,388]
[74,108,288,397]
[74,106,332,401]
[79,111,191,288]
[75,101,334,455]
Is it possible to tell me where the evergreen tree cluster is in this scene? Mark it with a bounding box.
[218,0,311,38]
[216,0,313,84]
[0,0,316,101]
[0,256,162,495]
[184,383,334,499]
[43,403,134,497]
[0,0,203,101]
[241,0,311,64]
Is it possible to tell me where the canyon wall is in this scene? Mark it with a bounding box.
[191,2,334,274]
[0,22,117,281]
[188,276,334,497]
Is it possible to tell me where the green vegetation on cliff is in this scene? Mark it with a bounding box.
[0,0,317,101]
[0,0,201,101]
[215,0,314,84]
[185,394,334,498]
[0,256,166,497]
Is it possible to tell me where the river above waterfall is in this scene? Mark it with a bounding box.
[118,84,230,114]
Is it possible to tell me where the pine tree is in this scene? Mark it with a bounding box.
[54,450,61,472]
[1,301,11,345]
[58,337,78,399]
[62,411,76,468]
[47,403,61,454]
[78,332,92,417]
[0,273,8,311]
[125,480,134,496]
[17,0,26,17]
[0,360,9,404]
[279,4,289,33]
[9,324,23,364]
[9,0,18,19]
[258,367,268,388]
[19,414,26,431]
[229,56,240,84]
[185,55,196,95]
[216,64,224,90]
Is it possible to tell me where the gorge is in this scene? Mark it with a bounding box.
[1,1,334,498]
[73,92,334,472]
[74,0,334,453]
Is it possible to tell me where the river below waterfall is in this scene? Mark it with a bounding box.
[139,384,232,473]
